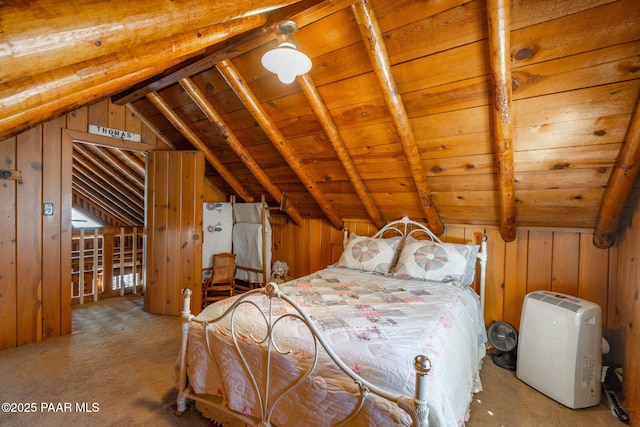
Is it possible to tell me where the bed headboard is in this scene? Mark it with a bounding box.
[373,216,442,242]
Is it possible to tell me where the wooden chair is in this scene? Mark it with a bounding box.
[202,253,236,308]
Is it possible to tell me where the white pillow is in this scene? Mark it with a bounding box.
[392,237,479,287]
[335,234,403,274]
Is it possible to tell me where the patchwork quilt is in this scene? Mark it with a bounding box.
[186,267,486,426]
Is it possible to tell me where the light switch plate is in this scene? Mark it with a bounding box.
[43,203,54,216]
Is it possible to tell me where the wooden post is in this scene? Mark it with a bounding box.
[120,227,126,296]
[79,229,85,304]
[93,229,99,302]
[262,195,268,287]
[132,227,139,294]
[103,234,114,296]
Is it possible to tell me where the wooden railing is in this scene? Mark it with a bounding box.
[71,226,144,304]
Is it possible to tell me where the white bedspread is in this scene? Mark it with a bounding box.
[186,267,486,426]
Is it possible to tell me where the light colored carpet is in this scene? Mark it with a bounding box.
[0,294,213,427]
[468,355,618,427]
[0,294,621,426]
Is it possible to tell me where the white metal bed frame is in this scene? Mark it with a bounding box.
[176,216,488,426]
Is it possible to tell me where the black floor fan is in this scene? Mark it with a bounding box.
[487,321,518,371]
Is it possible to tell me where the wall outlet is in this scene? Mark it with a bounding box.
[43,203,54,216]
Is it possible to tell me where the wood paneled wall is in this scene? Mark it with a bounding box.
[0,121,72,350]
[272,212,640,420]
[0,99,166,351]
[610,207,640,423]
[271,214,611,329]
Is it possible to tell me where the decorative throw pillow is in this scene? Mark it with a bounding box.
[335,234,403,274]
[392,237,480,287]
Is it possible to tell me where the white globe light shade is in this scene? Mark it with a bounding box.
[261,42,312,84]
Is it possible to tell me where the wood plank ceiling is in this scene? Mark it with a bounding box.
[2,0,640,248]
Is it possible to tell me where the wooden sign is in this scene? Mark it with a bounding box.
[88,124,141,142]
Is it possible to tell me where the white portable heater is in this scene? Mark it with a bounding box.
[516,291,601,409]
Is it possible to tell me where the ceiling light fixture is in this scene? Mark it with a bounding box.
[261,20,311,84]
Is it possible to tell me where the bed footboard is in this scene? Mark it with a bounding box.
[176,285,431,426]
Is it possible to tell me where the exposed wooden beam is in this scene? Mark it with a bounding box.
[145,91,254,202]
[594,99,640,248]
[72,181,140,225]
[114,55,237,107]
[111,0,347,105]
[74,144,144,193]
[72,168,143,224]
[121,39,295,106]
[72,150,144,216]
[72,192,121,227]
[217,59,344,230]
[129,101,230,201]
[352,0,443,235]
[102,149,144,190]
[118,150,147,176]
[1,0,300,83]
[0,65,180,141]
[126,103,176,150]
[179,76,304,226]
[297,73,386,229]
[487,0,516,242]
[290,0,361,27]
[0,15,267,140]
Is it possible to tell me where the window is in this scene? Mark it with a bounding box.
[71,209,103,228]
